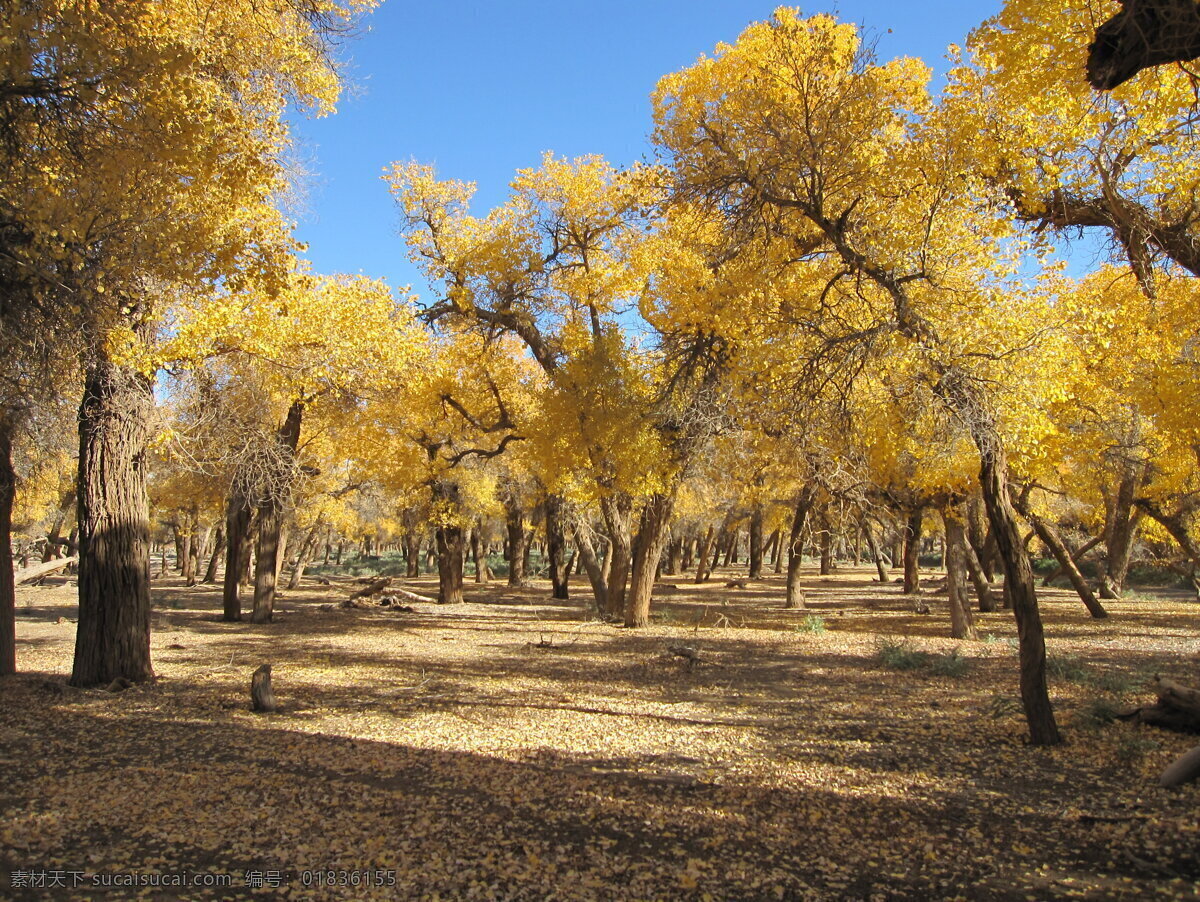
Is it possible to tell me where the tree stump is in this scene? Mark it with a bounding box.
[251,664,278,713]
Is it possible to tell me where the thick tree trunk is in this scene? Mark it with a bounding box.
[665,533,683,576]
[436,525,465,604]
[748,507,765,579]
[222,490,252,621]
[204,526,225,584]
[903,509,923,594]
[545,494,570,600]
[504,499,527,587]
[695,525,716,583]
[625,493,674,627]
[251,400,303,624]
[0,419,16,675]
[1101,464,1145,598]
[71,354,155,687]
[978,451,1061,745]
[786,487,818,609]
[943,510,978,641]
[601,494,632,618]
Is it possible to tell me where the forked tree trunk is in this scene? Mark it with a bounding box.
[903,509,923,594]
[1019,503,1108,619]
[545,494,570,600]
[42,490,75,563]
[471,521,491,583]
[574,524,609,614]
[504,499,527,587]
[695,525,716,583]
[436,525,465,604]
[287,519,324,590]
[601,494,632,619]
[863,520,890,582]
[748,507,765,579]
[0,418,16,675]
[943,510,978,641]
[625,493,675,627]
[962,537,996,612]
[251,400,303,624]
[786,486,818,609]
[71,353,155,687]
[979,450,1061,745]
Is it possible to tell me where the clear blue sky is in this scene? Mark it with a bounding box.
[292,1,1003,301]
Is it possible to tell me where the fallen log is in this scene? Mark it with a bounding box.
[14,556,78,585]
[390,587,437,604]
[1117,676,1200,733]
[1159,744,1200,788]
[348,577,392,600]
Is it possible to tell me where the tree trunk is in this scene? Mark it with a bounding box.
[179,518,195,586]
[819,512,834,576]
[863,520,890,582]
[943,510,978,641]
[978,449,1061,746]
[0,419,16,675]
[574,524,609,614]
[204,526,225,584]
[251,400,303,624]
[695,525,716,583]
[665,534,683,576]
[962,536,996,612]
[748,506,765,579]
[471,521,491,583]
[786,486,818,609]
[903,509,923,594]
[1042,535,1102,587]
[504,499,527,587]
[41,490,75,563]
[436,525,465,604]
[625,493,675,627]
[71,353,155,687]
[601,494,632,618]
[545,494,570,600]
[222,490,252,621]
[287,519,324,590]
[1101,463,1145,598]
[1019,503,1109,619]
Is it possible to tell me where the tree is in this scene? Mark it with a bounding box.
[652,9,1064,743]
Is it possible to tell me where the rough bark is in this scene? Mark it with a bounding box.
[786,486,818,609]
[694,525,716,583]
[748,506,765,579]
[251,400,303,624]
[1022,507,1108,619]
[436,525,465,604]
[574,524,609,614]
[471,521,491,583]
[625,493,674,627]
[979,451,1062,745]
[0,419,16,675]
[545,493,570,600]
[504,498,527,587]
[1101,464,1145,599]
[943,510,978,641]
[71,354,155,687]
[903,509,923,595]
[251,664,277,713]
[863,520,889,583]
[222,490,252,622]
[601,494,632,619]
[1088,0,1200,90]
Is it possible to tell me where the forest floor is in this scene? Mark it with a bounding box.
[1,565,1198,900]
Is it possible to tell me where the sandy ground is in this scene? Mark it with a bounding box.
[1,564,1198,900]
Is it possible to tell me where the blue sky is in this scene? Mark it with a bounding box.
[291,1,1003,301]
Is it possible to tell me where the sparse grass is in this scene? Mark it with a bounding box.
[929,647,970,678]
[1074,697,1122,729]
[1113,732,1162,768]
[1047,653,1092,684]
[795,614,827,634]
[877,638,929,671]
